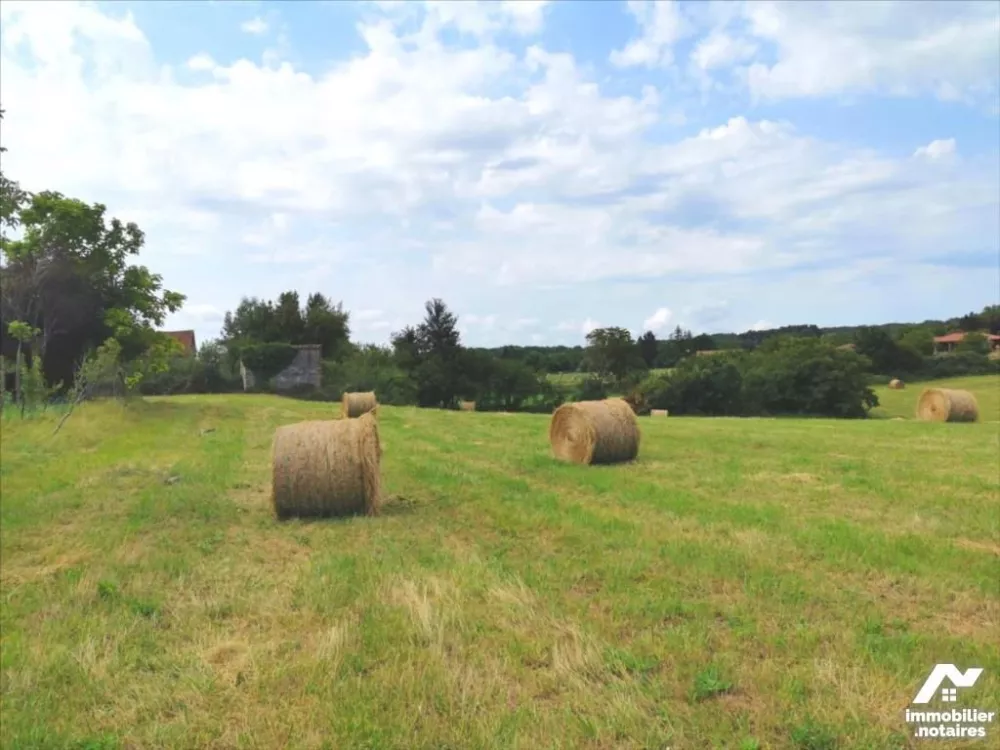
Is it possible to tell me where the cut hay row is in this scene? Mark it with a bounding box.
[342,391,377,419]
[915,388,979,423]
[271,413,382,519]
[549,398,641,465]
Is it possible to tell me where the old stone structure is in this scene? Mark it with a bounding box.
[240,344,322,392]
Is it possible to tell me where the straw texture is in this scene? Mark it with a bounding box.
[342,391,377,419]
[549,398,641,465]
[915,388,979,423]
[271,414,382,519]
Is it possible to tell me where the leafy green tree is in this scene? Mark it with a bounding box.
[583,326,646,384]
[0,109,28,241]
[957,331,990,355]
[391,298,465,408]
[221,291,351,360]
[6,320,39,412]
[1,190,184,389]
[638,330,658,367]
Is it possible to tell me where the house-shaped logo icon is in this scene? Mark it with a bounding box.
[912,665,984,704]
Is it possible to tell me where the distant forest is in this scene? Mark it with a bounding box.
[469,306,1000,373]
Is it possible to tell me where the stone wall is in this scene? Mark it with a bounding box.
[240,344,322,392]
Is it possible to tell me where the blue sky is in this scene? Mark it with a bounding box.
[1,0,998,349]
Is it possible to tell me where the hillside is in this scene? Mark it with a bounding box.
[1,376,997,748]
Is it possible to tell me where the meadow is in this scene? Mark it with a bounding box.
[1,376,998,749]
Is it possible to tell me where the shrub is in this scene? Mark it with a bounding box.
[920,352,998,380]
[642,355,745,416]
[237,342,299,381]
[573,376,610,402]
[741,338,877,418]
[323,346,417,405]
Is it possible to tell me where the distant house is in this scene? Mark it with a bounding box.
[933,331,1000,355]
[162,330,197,356]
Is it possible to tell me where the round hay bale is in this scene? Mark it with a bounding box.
[342,391,377,419]
[549,398,640,465]
[459,400,476,411]
[650,409,669,417]
[915,388,979,423]
[888,378,904,390]
[271,413,382,519]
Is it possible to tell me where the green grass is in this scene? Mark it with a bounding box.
[546,368,673,389]
[1,376,998,749]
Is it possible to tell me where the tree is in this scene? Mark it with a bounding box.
[6,320,39,412]
[1,191,185,389]
[390,298,465,408]
[638,330,658,368]
[416,298,461,359]
[583,326,645,384]
[0,109,29,241]
[957,331,990,355]
[221,291,351,359]
[852,326,921,376]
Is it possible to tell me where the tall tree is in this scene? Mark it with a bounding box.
[584,326,645,383]
[638,330,658,368]
[0,190,184,388]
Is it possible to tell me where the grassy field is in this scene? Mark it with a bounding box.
[1,376,998,749]
[546,368,672,389]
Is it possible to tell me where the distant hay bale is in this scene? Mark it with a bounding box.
[549,398,640,465]
[888,379,904,390]
[341,391,377,419]
[915,388,979,423]
[459,400,476,411]
[650,409,669,417]
[271,414,382,519]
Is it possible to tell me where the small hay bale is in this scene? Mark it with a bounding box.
[888,378,904,390]
[342,391,377,419]
[459,400,476,411]
[915,388,979,423]
[549,398,640,465]
[271,414,382,519]
[650,409,669,417]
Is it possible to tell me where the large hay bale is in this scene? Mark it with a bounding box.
[549,398,640,465]
[650,409,669,417]
[888,379,904,390]
[342,391,377,419]
[271,414,382,519]
[915,388,979,423]
[459,400,476,411]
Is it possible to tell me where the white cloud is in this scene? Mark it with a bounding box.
[187,53,216,71]
[739,1,1000,104]
[610,0,691,68]
[748,319,774,331]
[0,0,995,348]
[240,17,268,35]
[581,317,601,335]
[914,138,957,161]
[642,307,673,333]
[691,30,756,71]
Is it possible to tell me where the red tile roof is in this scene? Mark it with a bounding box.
[933,331,1000,344]
[163,330,197,355]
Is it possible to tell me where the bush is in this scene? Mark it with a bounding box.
[322,346,417,405]
[636,339,879,418]
[237,342,299,381]
[573,376,610,402]
[741,338,877,418]
[642,355,745,416]
[919,352,998,380]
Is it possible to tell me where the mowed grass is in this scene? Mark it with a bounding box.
[1,377,998,749]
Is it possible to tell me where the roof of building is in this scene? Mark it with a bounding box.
[933,331,1000,344]
[163,330,197,354]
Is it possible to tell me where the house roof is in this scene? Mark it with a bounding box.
[933,331,1000,344]
[163,330,197,354]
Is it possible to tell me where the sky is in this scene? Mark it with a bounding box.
[1,0,998,349]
